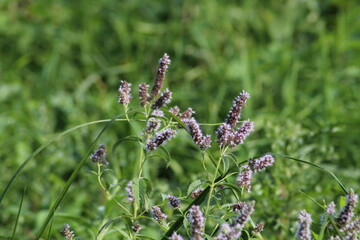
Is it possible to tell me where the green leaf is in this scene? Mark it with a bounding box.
[11,187,26,240]
[187,179,205,196]
[112,136,142,155]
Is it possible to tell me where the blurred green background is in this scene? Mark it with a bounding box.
[1,0,359,239]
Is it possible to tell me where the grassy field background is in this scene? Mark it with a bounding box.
[1,0,359,239]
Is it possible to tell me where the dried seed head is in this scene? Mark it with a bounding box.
[150,53,171,99]
[232,202,246,212]
[171,232,184,240]
[236,165,253,192]
[225,91,250,128]
[152,89,172,109]
[189,205,205,240]
[191,189,204,199]
[186,117,212,150]
[125,181,135,204]
[139,83,150,106]
[168,195,181,209]
[248,154,275,173]
[61,224,75,240]
[132,223,141,233]
[118,80,132,105]
[336,190,358,226]
[295,210,312,240]
[151,206,167,223]
[146,128,177,151]
[169,106,180,116]
[90,144,108,165]
[326,201,336,215]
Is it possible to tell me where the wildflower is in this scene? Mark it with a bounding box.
[233,201,255,229]
[217,223,240,240]
[125,181,134,204]
[225,91,250,128]
[189,205,205,240]
[186,117,212,150]
[171,232,184,240]
[216,123,235,148]
[180,108,195,121]
[61,224,75,240]
[252,222,265,235]
[233,120,254,146]
[143,110,164,135]
[90,144,108,165]
[151,206,167,223]
[295,210,312,240]
[169,106,180,116]
[236,165,252,192]
[330,236,341,240]
[341,217,360,239]
[146,128,177,151]
[118,80,132,105]
[132,223,141,233]
[217,202,255,240]
[168,195,181,209]
[232,202,246,212]
[139,83,149,106]
[326,201,336,215]
[150,53,171,99]
[248,154,275,173]
[191,189,204,199]
[336,190,358,226]
[152,88,172,109]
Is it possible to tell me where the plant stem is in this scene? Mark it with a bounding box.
[97,164,131,215]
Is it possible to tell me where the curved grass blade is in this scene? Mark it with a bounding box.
[271,153,348,194]
[34,113,126,239]
[0,110,140,205]
[11,187,26,240]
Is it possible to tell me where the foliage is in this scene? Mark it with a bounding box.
[0,0,359,239]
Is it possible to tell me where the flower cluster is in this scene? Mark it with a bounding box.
[168,195,181,209]
[191,189,204,199]
[186,117,212,150]
[150,53,171,99]
[151,206,167,223]
[146,128,177,151]
[118,80,132,105]
[236,154,275,192]
[189,205,205,240]
[132,223,141,233]
[216,91,253,148]
[295,210,312,240]
[143,110,164,135]
[216,202,255,240]
[152,88,172,109]
[171,232,184,240]
[125,181,134,204]
[336,190,358,226]
[61,224,75,240]
[139,83,149,106]
[90,144,108,165]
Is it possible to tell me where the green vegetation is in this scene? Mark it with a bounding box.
[0,0,359,239]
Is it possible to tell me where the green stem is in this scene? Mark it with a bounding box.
[97,164,131,215]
